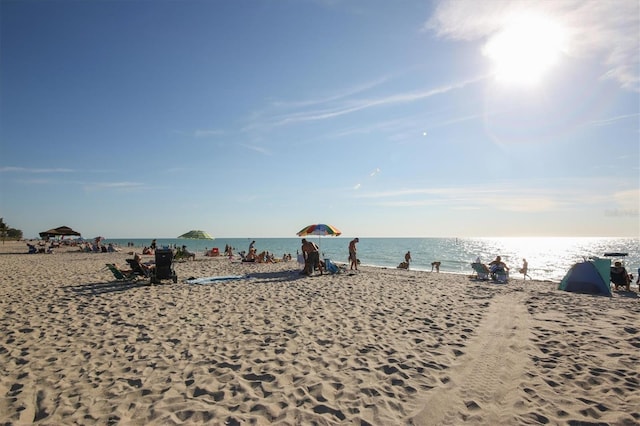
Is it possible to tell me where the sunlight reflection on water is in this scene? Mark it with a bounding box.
[107,237,639,282]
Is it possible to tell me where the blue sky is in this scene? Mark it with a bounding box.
[1,0,638,239]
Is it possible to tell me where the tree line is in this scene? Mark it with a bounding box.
[0,218,23,242]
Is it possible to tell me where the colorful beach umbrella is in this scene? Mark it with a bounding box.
[296,224,342,237]
[177,230,214,240]
[296,224,342,253]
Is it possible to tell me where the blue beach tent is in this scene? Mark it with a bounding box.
[558,258,612,296]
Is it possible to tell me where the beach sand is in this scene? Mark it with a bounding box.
[1,241,638,425]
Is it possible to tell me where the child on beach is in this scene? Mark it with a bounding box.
[349,238,359,270]
[519,258,531,280]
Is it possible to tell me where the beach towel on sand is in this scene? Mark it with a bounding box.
[185,275,248,284]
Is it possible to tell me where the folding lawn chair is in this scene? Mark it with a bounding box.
[126,258,151,278]
[471,262,490,280]
[105,263,138,282]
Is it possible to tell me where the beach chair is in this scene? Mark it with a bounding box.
[105,263,137,282]
[150,248,178,284]
[492,270,509,283]
[471,262,490,280]
[605,253,631,291]
[126,258,151,278]
[175,246,196,261]
[610,266,631,291]
[324,258,341,274]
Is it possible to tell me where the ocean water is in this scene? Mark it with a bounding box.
[104,237,639,282]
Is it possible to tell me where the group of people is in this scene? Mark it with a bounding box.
[29,240,122,254]
[299,237,360,276]
[175,245,196,260]
[239,241,292,264]
[79,242,119,253]
[397,251,412,269]
[474,256,532,281]
[26,243,52,254]
[473,256,511,280]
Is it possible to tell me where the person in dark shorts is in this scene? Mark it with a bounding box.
[301,238,322,275]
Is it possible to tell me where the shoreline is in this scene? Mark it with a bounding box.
[1,240,638,424]
[8,239,596,283]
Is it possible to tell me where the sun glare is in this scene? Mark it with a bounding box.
[483,14,568,87]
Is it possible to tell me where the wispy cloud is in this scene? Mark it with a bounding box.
[426,0,640,91]
[613,188,640,210]
[10,175,147,192]
[589,113,640,127]
[239,143,271,156]
[0,166,74,173]
[270,77,484,128]
[82,182,146,192]
[194,129,224,138]
[244,74,486,137]
[17,178,58,185]
[242,78,390,133]
[355,180,636,213]
[269,76,391,109]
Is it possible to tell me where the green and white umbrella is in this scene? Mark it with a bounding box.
[177,230,214,240]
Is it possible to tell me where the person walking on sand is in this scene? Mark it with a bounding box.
[519,258,531,280]
[349,238,359,270]
[405,251,412,268]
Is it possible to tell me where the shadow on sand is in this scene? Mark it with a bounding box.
[64,280,161,296]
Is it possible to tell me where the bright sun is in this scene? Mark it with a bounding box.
[483,14,568,87]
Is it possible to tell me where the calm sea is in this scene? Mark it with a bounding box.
[104,237,639,282]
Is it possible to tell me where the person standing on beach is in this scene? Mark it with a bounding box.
[519,258,531,280]
[349,238,359,270]
[405,251,411,268]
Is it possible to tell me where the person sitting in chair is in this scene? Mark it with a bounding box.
[129,253,154,275]
[243,248,258,262]
[611,261,631,292]
[488,256,509,279]
[180,245,196,261]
